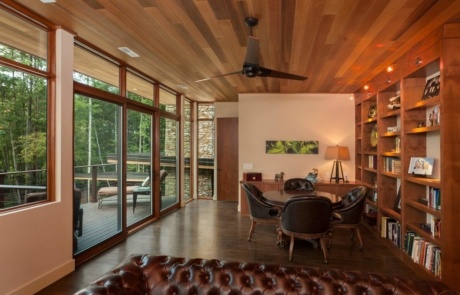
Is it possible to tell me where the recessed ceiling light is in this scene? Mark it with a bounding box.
[118,47,140,58]
[40,0,56,3]
[177,84,188,90]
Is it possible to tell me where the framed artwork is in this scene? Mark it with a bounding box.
[408,157,434,176]
[368,104,377,118]
[421,75,440,100]
[265,140,318,154]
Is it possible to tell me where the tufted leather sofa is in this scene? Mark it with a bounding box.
[74,255,456,295]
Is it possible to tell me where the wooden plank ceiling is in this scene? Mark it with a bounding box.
[8,0,460,102]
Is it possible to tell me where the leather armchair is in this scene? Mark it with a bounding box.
[279,196,332,263]
[329,186,369,249]
[283,178,315,191]
[242,183,281,241]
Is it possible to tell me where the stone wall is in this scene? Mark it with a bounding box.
[163,105,215,198]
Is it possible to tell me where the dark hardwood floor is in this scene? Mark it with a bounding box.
[37,200,425,294]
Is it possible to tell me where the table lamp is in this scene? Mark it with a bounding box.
[325,145,350,183]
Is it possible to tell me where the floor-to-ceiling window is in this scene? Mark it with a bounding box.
[183,99,193,202]
[197,103,215,198]
[159,87,179,210]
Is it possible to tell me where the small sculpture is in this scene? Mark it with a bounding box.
[306,168,318,182]
[274,172,285,182]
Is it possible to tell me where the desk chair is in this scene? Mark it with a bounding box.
[329,186,369,249]
[283,178,315,191]
[279,196,332,263]
[242,183,281,241]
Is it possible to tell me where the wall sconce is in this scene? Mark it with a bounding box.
[325,145,350,183]
[415,58,422,67]
[386,77,391,85]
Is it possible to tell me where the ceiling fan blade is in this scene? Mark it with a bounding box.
[244,36,260,65]
[195,70,242,82]
[258,66,308,80]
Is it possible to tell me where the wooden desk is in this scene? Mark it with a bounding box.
[240,179,360,216]
[262,189,339,207]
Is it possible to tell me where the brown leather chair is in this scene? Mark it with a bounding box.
[279,196,332,263]
[242,183,281,241]
[283,178,315,191]
[329,186,369,249]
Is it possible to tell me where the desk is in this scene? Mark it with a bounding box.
[263,190,339,207]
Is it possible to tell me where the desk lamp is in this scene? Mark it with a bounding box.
[325,145,350,183]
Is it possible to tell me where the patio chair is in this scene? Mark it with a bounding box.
[97,170,167,209]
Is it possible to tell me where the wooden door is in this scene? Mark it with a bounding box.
[217,118,238,201]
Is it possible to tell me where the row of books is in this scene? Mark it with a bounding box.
[428,187,441,210]
[381,217,401,247]
[368,155,377,169]
[404,231,441,278]
[383,157,401,173]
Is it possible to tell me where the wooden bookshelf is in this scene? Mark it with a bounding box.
[354,23,460,291]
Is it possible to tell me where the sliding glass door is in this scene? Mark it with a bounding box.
[126,109,153,226]
[73,94,122,254]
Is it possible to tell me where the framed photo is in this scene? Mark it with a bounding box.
[368,104,377,118]
[408,157,434,176]
[421,75,440,100]
[394,185,401,213]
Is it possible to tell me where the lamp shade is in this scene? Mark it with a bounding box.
[325,145,350,161]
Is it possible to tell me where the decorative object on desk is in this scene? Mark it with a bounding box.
[422,75,440,100]
[305,168,318,182]
[370,125,378,147]
[408,157,434,176]
[394,185,401,213]
[325,145,350,183]
[243,172,262,181]
[265,140,318,154]
[274,172,284,182]
[367,104,377,118]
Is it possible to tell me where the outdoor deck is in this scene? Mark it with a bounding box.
[75,194,176,253]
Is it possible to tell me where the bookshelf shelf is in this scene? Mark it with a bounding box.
[405,97,441,111]
[405,176,441,188]
[407,200,441,218]
[380,109,401,118]
[406,125,441,134]
[381,171,400,178]
[381,131,400,137]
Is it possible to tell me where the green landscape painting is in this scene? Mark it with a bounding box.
[265,141,319,154]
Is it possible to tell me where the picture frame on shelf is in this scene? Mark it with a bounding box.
[421,75,440,100]
[368,104,377,118]
[408,157,434,176]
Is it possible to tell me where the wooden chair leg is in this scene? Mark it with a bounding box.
[288,234,295,261]
[320,237,328,264]
[248,220,256,241]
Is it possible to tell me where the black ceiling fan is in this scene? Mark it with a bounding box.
[196,17,308,82]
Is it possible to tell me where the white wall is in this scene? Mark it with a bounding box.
[238,93,355,209]
[0,29,75,295]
